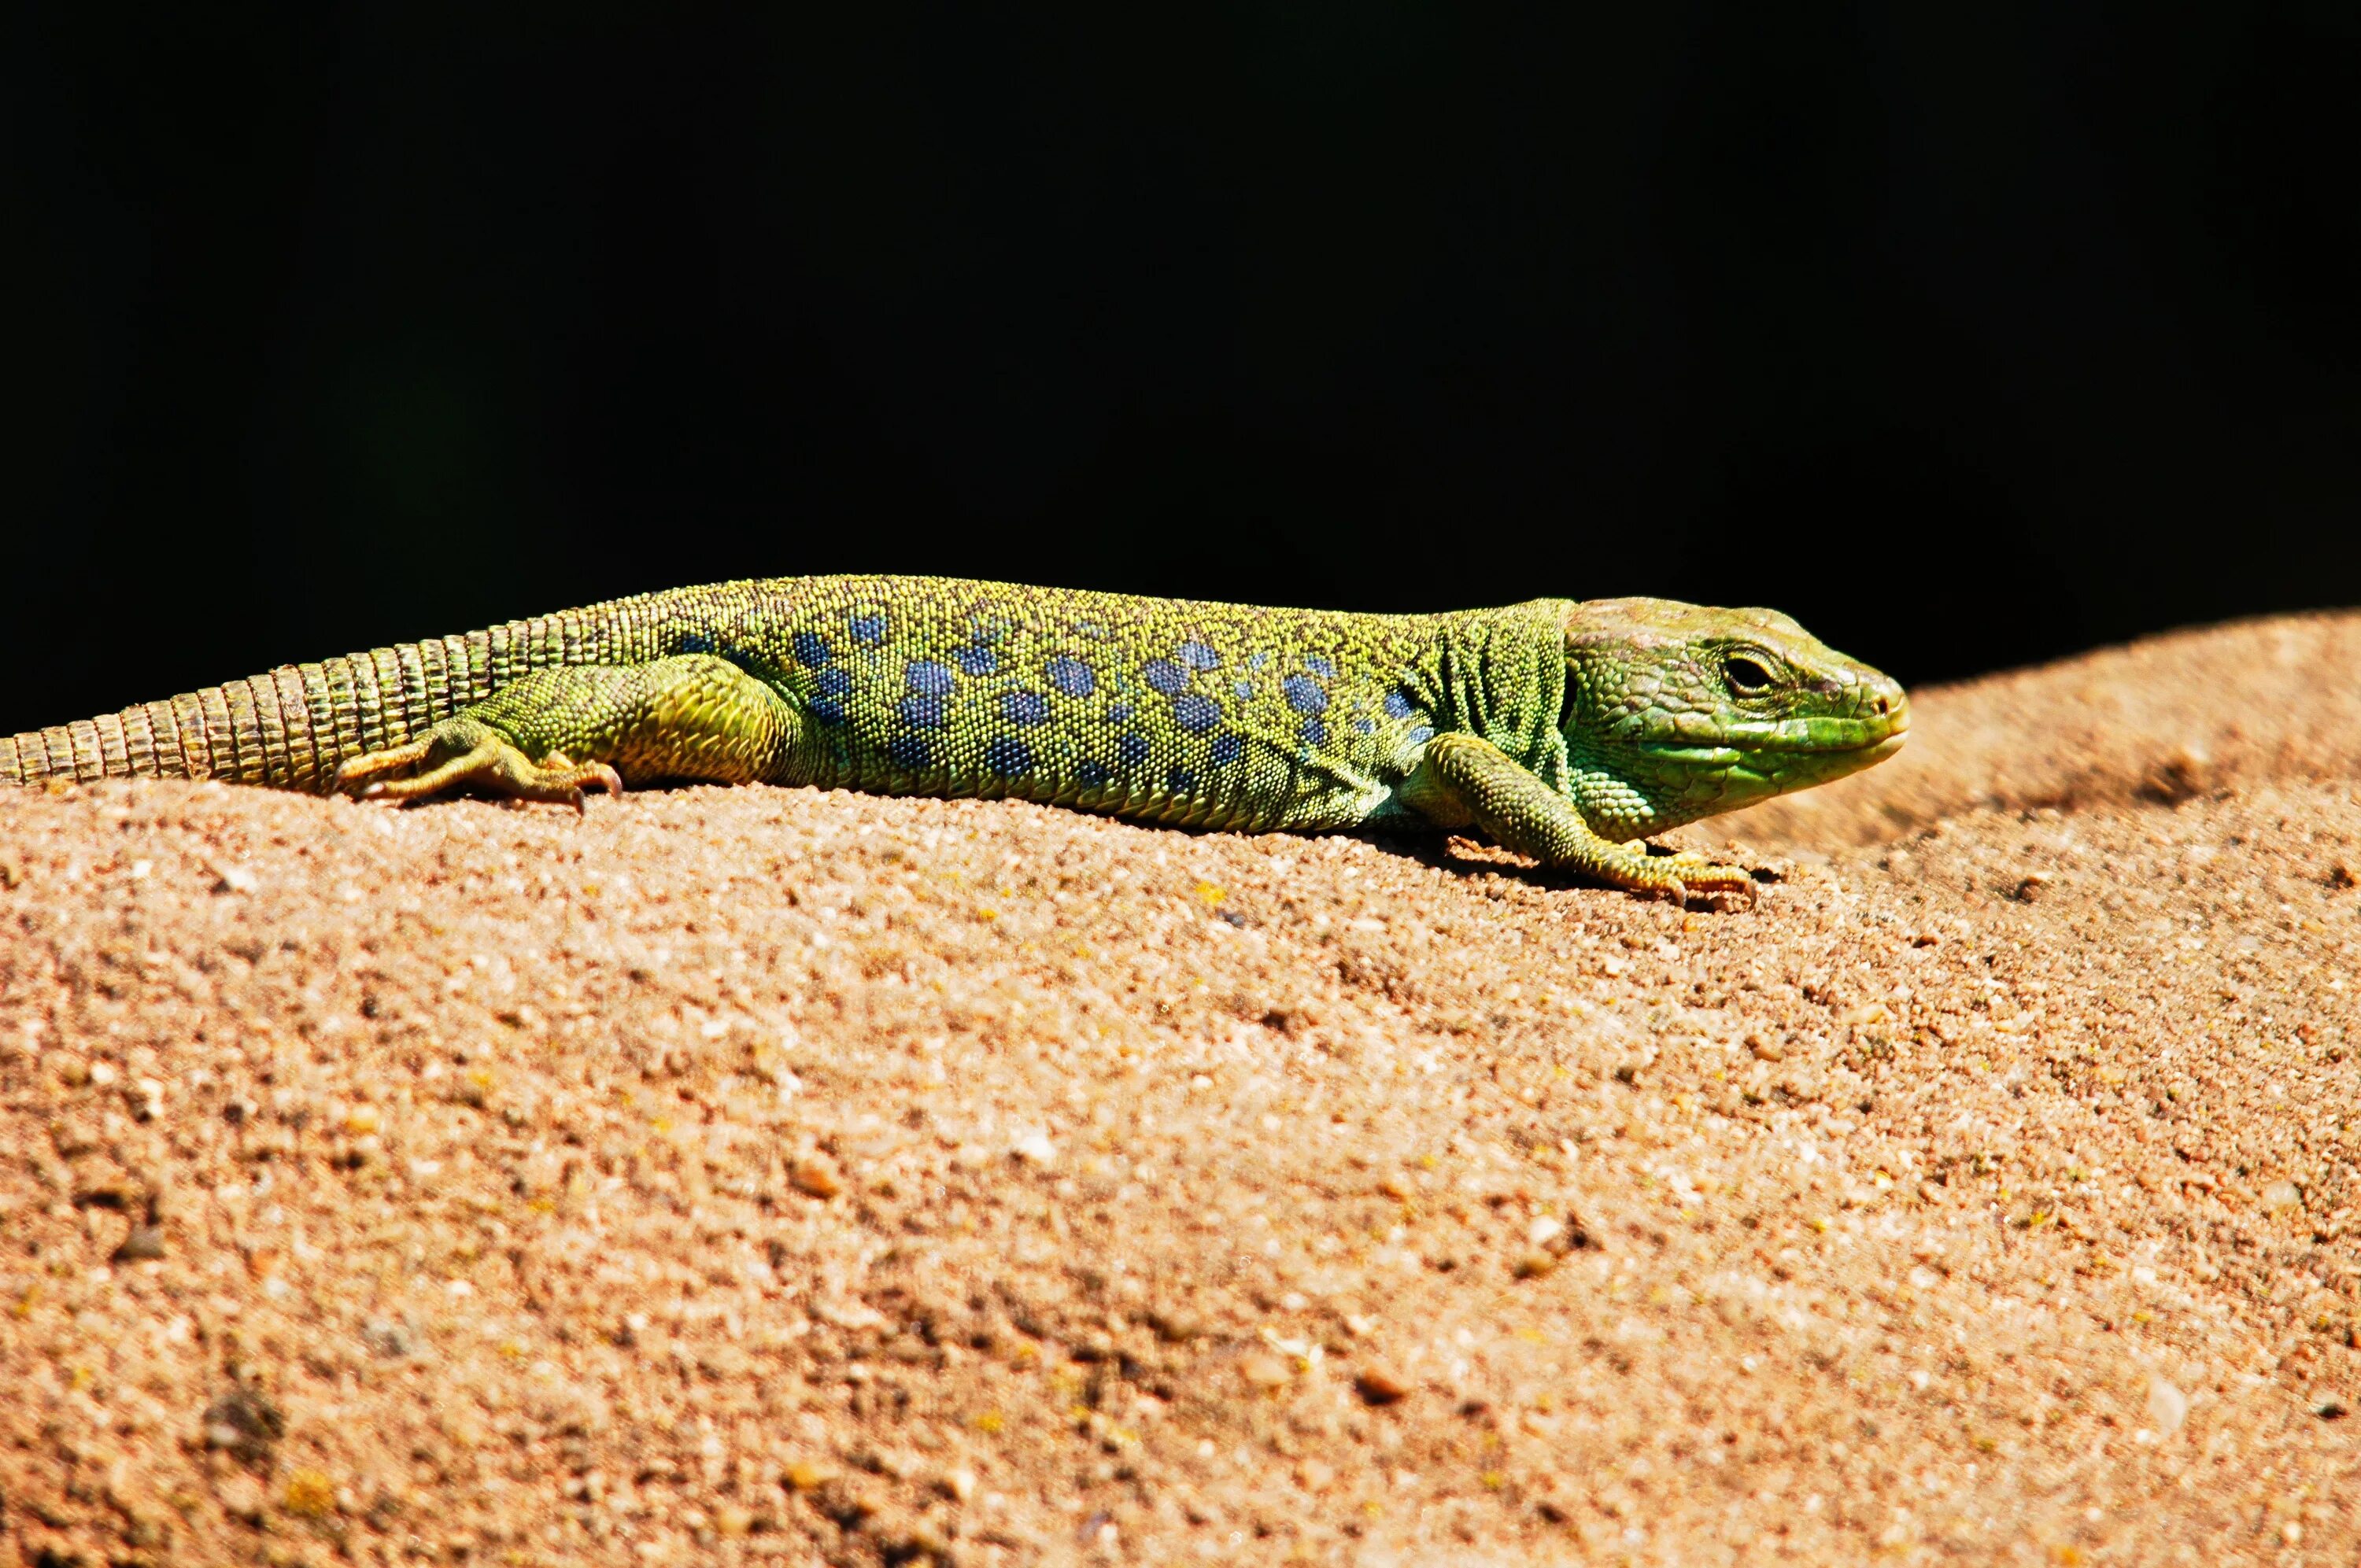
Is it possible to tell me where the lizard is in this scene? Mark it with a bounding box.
[0,575,1907,903]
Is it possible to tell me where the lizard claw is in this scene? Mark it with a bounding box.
[556,762,625,815]
[1646,845,1758,908]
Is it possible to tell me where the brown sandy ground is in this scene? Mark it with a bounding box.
[3,614,2359,1568]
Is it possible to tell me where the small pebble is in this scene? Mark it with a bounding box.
[281,1469,336,1518]
[791,1157,843,1199]
[360,1315,416,1359]
[1147,1309,1202,1343]
[783,1459,840,1492]
[1354,1363,1412,1404]
[112,1224,165,1263]
[2147,1376,2188,1435]
[1238,1352,1291,1388]
[216,1474,265,1523]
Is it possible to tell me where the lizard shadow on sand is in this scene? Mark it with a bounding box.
[406,780,1771,912]
[1348,830,1779,913]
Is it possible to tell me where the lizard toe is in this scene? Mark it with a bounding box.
[345,725,626,811]
[1678,864,1760,909]
[334,737,437,795]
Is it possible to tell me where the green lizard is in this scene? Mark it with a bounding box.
[0,576,1906,903]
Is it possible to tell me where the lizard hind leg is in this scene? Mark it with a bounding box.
[334,655,797,810]
[336,721,623,812]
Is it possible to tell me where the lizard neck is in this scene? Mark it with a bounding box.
[1398,601,1572,787]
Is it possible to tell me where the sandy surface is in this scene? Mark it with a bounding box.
[4,614,2360,1567]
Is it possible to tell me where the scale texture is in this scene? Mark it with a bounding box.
[0,575,1907,899]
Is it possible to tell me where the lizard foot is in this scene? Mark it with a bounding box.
[334,722,623,812]
[1613,847,1758,909]
[1673,861,1760,908]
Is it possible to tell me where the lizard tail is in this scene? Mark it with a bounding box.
[0,598,683,795]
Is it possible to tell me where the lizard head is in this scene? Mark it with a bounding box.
[1558,598,1908,837]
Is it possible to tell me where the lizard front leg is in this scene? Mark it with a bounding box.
[1398,732,1756,906]
[335,655,801,809]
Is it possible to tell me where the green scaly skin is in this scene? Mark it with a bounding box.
[0,576,1908,904]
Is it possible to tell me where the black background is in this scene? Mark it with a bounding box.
[9,5,2359,733]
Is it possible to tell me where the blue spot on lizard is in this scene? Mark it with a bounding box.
[1171,693,1221,734]
[1045,656,1096,697]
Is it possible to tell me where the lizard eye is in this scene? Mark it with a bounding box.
[1723,655,1776,694]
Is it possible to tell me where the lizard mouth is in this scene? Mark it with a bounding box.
[1643,718,1906,763]
[1639,725,1905,797]
[1642,685,1910,762]
[1848,699,1910,763]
